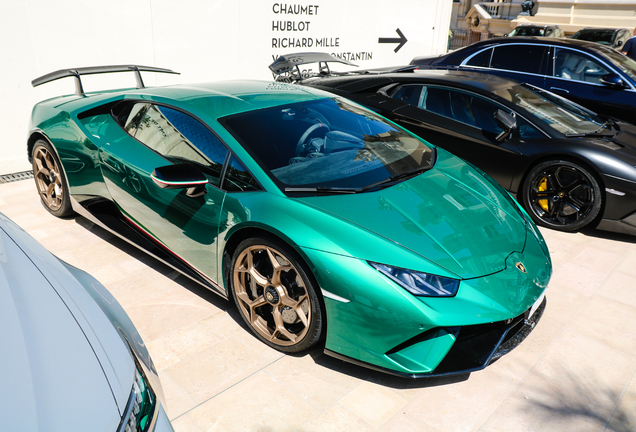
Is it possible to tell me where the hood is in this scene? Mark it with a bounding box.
[297,150,527,279]
[0,219,127,432]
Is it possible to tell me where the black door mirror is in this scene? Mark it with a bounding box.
[494,109,517,142]
[151,164,208,197]
[600,73,627,88]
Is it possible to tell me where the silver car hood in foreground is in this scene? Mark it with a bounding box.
[0,215,134,431]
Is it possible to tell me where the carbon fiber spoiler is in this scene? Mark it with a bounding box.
[269,53,357,82]
[269,52,416,82]
[31,65,180,97]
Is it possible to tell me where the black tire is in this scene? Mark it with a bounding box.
[31,139,74,217]
[230,236,323,353]
[522,160,601,231]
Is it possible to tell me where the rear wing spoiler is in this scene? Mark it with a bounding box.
[269,53,357,82]
[32,65,180,97]
[269,52,416,82]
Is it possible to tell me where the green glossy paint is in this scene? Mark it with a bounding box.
[29,79,552,375]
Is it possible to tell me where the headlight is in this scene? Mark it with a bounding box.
[370,262,460,297]
[118,367,157,432]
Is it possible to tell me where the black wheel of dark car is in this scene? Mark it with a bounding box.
[522,160,601,231]
[230,236,323,353]
[32,139,74,217]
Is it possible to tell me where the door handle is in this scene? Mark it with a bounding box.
[550,87,569,93]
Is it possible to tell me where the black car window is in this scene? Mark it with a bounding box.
[490,45,548,74]
[222,154,260,192]
[516,117,543,139]
[134,104,228,185]
[415,86,501,133]
[509,26,547,37]
[553,48,610,84]
[465,48,493,67]
[390,85,424,106]
[572,29,616,45]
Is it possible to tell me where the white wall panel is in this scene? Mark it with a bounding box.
[0,0,451,174]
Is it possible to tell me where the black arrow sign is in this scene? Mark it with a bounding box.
[379,28,408,53]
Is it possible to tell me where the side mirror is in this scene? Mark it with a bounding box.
[600,73,627,88]
[151,163,208,197]
[494,109,517,142]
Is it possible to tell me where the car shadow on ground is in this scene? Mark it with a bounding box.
[581,225,636,243]
[307,348,470,389]
[73,215,234,313]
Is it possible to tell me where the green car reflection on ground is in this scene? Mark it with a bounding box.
[28,67,551,377]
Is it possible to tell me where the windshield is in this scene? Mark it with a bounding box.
[509,26,548,37]
[571,30,616,45]
[221,98,435,190]
[493,84,609,135]
[595,46,636,82]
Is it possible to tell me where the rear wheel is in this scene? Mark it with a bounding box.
[230,236,323,353]
[522,160,601,231]
[32,139,74,217]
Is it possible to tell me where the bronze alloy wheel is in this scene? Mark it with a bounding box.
[32,140,73,217]
[231,237,323,352]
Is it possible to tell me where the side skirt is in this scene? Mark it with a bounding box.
[70,195,228,299]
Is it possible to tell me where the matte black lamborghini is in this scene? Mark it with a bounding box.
[269,53,636,235]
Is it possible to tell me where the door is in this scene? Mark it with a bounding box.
[389,84,531,190]
[462,43,549,89]
[97,102,230,283]
[545,47,636,123]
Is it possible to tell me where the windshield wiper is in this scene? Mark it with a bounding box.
[286,148,437,194]
[360,147,437,191]
[566,119,617,138]
[285,186,362,194]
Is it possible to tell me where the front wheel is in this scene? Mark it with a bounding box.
[522,160,601,231]
[230,236,324,353]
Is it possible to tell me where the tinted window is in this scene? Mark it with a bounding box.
[553,48,610,84]
[134,105,228,185]
[221,98,434,189]
[391,85,424,106]
[493,84,607,135]
[572,29,616,45]
[490,45,548,74]
[223,155,260,192]
[418,87,505,134]
[466,48,492,67]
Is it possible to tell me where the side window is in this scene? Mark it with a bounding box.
[465,48,493,67]
[553,48,610,84]
[134,105,229,185]
[390,85,424,107]
[112,102,150,136]
[516,117,543,139]
[490,45,548,74]
[223,155,260,192]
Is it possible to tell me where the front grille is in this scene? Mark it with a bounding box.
[432,297,547,375]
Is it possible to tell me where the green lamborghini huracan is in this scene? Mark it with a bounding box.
[28,65,551,377]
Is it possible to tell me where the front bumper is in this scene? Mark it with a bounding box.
[325,296,546,378]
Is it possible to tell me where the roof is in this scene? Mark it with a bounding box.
[465,36,613,50]
[305,69,521,95]
[36,80,334,121]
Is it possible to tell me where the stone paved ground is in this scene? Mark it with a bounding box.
[1,178,635,432]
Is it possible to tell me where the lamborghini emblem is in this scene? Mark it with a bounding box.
[516,262,527,274]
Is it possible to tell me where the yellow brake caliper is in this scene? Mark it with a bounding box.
[538,177,549,212]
